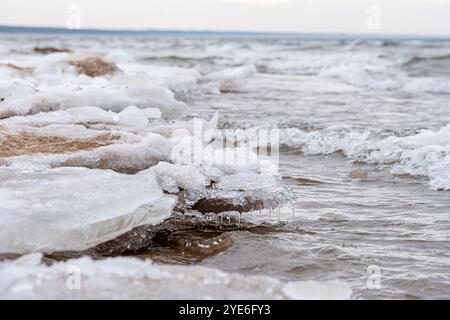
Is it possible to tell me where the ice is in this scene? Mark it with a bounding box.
[0,254,352,300]
[0,40,291,262]
[149,162,291,213]
[64,107,117,123]
[1,122,112,142]
[3,106,161,128]
[104,51,134,64]
[1,108,289,212]
[0,53,189,119]
[1,112,291,213]
[0,167,176,253]
[201,64,257,93]
[25,52,70,74]
[0,80,186,119]
[118,106,162,126]
[54,132,290,211]
[116,64,201,91]
[109,74,188,117]
[59,133,174,174]
[0,78,37,100]
[150,162,211,192]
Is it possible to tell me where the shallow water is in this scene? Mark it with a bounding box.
[1,36,450,299]
[183,41,450,299]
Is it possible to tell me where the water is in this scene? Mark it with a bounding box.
[175,38,450,299]
[1,35,450,299]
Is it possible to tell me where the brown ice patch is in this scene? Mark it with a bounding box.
[191,197,265,214]
[68,57,120,77]
[175,189,265,214]
[0,131,118,158]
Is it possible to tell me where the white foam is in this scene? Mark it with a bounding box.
[281,125,450,190]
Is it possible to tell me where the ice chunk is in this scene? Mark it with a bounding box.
[27,53,69,74]
[201,65,257,93]
[3,106,161,128]
[118,106,162,126]
[0,254,352,300]
[0,167,176,253]
[117,64,201,91]
[0,124,119,159]
[59,133,174,174]
[0,79,186,119]
[66,106,117,123]
[149,162,292,213]
[0,79,37,101]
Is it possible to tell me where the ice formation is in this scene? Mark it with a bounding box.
[0,42,302,300]
[150,162,289,213]
[0,76,187,119]
[0,166,176,253]
[0,48,291,258]
[0,254,352,300]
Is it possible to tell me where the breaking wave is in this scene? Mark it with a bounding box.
[281,125,450,190]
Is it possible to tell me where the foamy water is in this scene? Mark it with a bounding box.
[1,35,450,299]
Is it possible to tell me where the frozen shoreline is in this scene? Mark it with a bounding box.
[2,36,450,299]
[0,39,309,299]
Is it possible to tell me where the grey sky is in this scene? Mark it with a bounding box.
[1,0,449,35]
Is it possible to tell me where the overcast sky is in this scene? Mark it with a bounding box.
[1,0,449,35]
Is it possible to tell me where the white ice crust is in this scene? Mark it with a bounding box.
[0,254,352,300]
[0,166,176,253]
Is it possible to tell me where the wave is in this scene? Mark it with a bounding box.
[281,125,450,190]
[401,53,450,78]
[403,53,450,67]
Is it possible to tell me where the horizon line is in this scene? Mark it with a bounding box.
[1,25,450,40]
